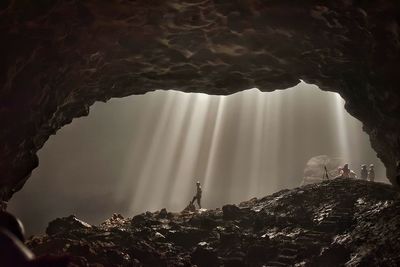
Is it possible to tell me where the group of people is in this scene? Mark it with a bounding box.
[336,163,375,181]
[191,162,379,211]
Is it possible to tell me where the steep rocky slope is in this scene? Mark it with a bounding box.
[28,178,400,266]
[1,0,400,201]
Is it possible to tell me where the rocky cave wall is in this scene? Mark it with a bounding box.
[0,0,400,202]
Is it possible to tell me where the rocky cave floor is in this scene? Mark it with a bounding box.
[27,178,400,267]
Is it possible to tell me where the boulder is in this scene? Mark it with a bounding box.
[46,215,91,236]
[222,205,242,220]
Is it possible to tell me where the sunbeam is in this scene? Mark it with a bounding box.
[334,93,352,161]
[166,94,211,208]
[8,83,387,235]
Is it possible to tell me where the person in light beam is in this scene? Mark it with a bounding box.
[190,181,202,209]
[360,164,368,180]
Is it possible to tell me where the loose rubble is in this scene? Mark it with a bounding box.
[27,179,400,266]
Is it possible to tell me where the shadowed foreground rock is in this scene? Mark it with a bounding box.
[28,179,400,266]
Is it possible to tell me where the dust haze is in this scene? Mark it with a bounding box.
[8,82,386,235]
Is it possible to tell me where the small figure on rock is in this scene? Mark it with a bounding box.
[368,164,375,182]
[337,163,357,179]
[190,181,202,209]
[360,164,368,180]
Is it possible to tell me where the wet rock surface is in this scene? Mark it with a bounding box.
[1,0,400,200]
[27,179,400,266]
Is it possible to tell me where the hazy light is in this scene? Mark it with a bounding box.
[165,94,211,208]
[334,93,351,160]
[203,96,226,206]
[8,82,387,234]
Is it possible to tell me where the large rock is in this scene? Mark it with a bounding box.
[191,242,219,267]
[46,215,91,236]
[0,1,400,200]
[222,204,245,220]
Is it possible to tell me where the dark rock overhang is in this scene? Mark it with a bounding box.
[0,0,399,201]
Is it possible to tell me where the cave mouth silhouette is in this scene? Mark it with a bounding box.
[8,82,386,235]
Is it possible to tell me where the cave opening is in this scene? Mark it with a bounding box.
[8,81,386,235]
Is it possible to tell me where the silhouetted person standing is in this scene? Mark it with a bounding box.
[368,164,375,182]
[190,181,202,209]
[360,164,368,180]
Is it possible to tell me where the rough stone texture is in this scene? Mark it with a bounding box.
[0,0,400,200]
[27,179,400,266]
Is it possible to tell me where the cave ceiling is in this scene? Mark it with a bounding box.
[0,0,399,201]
